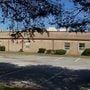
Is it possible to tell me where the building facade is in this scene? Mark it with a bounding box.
[0,31,90,55]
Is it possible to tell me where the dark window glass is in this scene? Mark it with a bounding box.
[65,42,70,50]
[79,43,85,50]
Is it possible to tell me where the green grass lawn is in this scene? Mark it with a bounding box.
[0,51,37,56]
[0,51,90,59]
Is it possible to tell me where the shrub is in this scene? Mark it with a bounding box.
[46,49,55,54]
[0,46,5,51]
[54,49,66,55]
[38,48,46,53]
[19,49,23,52]
[81,48,90,56]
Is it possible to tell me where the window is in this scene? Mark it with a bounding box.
[79,43,85,50]
[64,42,70,50]
[25,42,30,48]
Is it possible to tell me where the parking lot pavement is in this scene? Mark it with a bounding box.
[0,55,90,69]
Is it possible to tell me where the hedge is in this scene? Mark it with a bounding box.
[38,48,66,55]
[0,46,5,51]
[46,49,55,54]
[54,49,66,55]
[38,48,46,53]
[46,49,66,55]
[81,48,90,56]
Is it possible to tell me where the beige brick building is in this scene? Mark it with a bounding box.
[0,31,90,55]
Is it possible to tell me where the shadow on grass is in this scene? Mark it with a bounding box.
[0,63,90,90]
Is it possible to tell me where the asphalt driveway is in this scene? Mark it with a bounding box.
[0,54,90,70]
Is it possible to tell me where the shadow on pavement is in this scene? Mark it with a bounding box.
[0,63,90,90]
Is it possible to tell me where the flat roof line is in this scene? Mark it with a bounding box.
[0,38,90,41]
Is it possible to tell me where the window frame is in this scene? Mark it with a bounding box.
[79,43,85,50]
[64,42,70,50]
